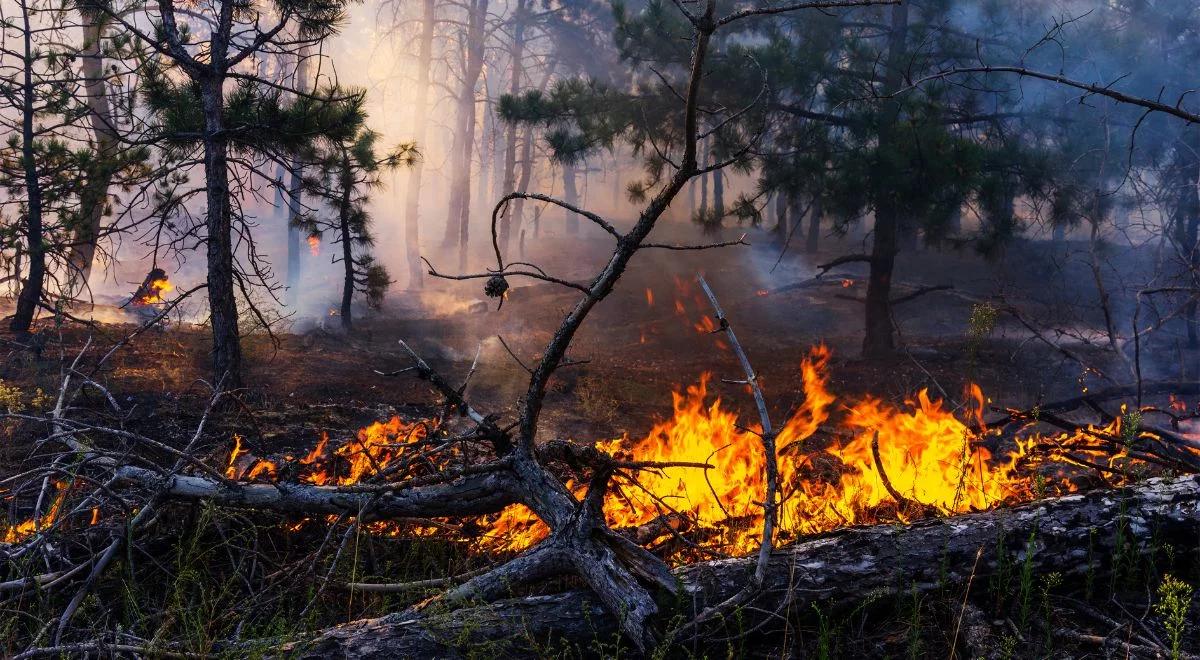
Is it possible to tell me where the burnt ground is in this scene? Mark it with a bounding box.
[2,225,1199,659]
[3,224,1194,449]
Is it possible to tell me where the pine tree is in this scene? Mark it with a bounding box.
[300,118,415,330]
[118,0,364,388]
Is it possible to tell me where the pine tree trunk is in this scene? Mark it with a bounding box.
[711,163,724,221]
[897,215,919,252]
[509,59,556,241]
[563,161,579,234]
[443,0,488,269]
[11,0,43,339]
[402,0,435,289]
[497,0,527,255]
[806,196,821,253]
[339,160,354,331]
[201,77,243,388]
[475,78,495,222]
[773,192,788,242]
[285,51,312,299]
[862,2,908,359]
[65,6,118,293]
[946,203,962,237]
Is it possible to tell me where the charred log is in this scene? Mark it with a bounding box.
[293,475,1200,658]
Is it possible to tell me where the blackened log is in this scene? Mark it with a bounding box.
[292,476,1200,658]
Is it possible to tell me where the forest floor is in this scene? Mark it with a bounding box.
[1,228,1198,658]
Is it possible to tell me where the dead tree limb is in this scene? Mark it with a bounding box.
[685,276,779,628]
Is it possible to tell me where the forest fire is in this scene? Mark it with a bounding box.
[477,346,1179,557]
[133,345,1184,560]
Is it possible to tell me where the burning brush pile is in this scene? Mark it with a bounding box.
[14,345,1189,560]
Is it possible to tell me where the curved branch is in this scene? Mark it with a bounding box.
[907,66,1200,125]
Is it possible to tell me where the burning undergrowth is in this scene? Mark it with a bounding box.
[13,346,1190,560]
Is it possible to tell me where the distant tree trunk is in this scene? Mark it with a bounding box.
[897,215,919,252]
[773,192,788,242]
[1177,164,1200,349]
[1186,221,1199,349]
[509,59,556,241]
[285,50,312,299]
[475,77,495,219]
[11,0,44,339]
[402,0,435,289]
[339,155,355,330]
[711,164,724,222]
[1052,222,1066,243]
[699,156,709,217]
[685,173,695,221]
[496,0,528,256]
[862,1,908,359]
[65,3,119,293]
[443,0,488,269]
[946,203,962,236]
[611,153,621,215]
[563,161,579,234]
[806,196,822,253]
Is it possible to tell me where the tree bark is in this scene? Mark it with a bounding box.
[339,154,355,330]
[772,191,787,242]
[562,161,579,234]
[508,60,556,242]
[443,0,488,270]
[65,3,119,292]
[11,0,44,339]
[402,0,435,290]
[497,0,528,255]
[711,155,724,222]
[285,51,312,300]
[201,76,243,388]
[862,1,908,359]
[295,476,1200,658]
[805,195,821,253]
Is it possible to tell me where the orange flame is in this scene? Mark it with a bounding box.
[307,235,321,256]
[48,345,1176,561]
[223,417,430,487]
[479,345,1184,556]
[135,277,174,305]
[2,484,67,543]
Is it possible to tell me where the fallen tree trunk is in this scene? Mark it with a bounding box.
[112,465,521,519]
[292,475,1200,658]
